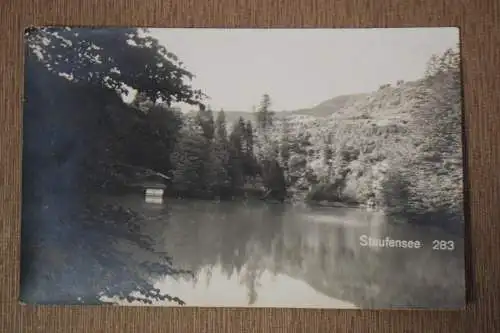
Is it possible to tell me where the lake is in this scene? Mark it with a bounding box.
[105,195,466,309]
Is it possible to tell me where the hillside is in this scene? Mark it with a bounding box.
[291,92,371,118]
[207,92,373,124]
[257,79,424,144]
[249,54,463,231]
[150,46,463,231]
[210,83,422,125]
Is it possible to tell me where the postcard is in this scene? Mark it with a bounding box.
[20,27,465,309]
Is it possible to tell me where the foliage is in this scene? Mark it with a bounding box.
[252,47,464,228]
[25,27,206,106]
[22,27,205,304]
[170,118,208,194]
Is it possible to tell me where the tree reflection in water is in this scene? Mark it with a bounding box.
[21,194,464,308]
[20,193,193,305]
[141,198,464,308]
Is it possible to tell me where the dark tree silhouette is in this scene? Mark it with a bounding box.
[255,93,274,130]
[21,27,205,305]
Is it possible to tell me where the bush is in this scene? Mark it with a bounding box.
[376,167,412,215]
[304,182,343,203]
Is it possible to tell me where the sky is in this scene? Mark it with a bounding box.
[149,28,459,112]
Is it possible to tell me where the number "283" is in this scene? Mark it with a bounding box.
[432,240,455,251]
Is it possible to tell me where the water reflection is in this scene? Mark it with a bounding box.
[115,196,465,309]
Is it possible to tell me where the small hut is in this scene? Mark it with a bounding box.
[141,175,167,204]
[108,162,170,204]
[144,181,167,196]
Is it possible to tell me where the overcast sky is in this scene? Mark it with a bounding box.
[149,28,459,112]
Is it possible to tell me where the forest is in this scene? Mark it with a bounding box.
[21,27,464,305]
[26,28,463,209]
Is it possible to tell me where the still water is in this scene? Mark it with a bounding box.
[108,195,465,309]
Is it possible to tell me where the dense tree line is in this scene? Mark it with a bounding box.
[168,94,286,202]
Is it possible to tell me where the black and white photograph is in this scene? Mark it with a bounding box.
[20,27,466,309]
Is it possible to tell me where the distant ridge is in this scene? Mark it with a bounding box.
[188,92,372,124]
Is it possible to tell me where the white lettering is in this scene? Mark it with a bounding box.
[359,235,422,249]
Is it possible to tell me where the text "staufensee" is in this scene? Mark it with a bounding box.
[359,235,422,249]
